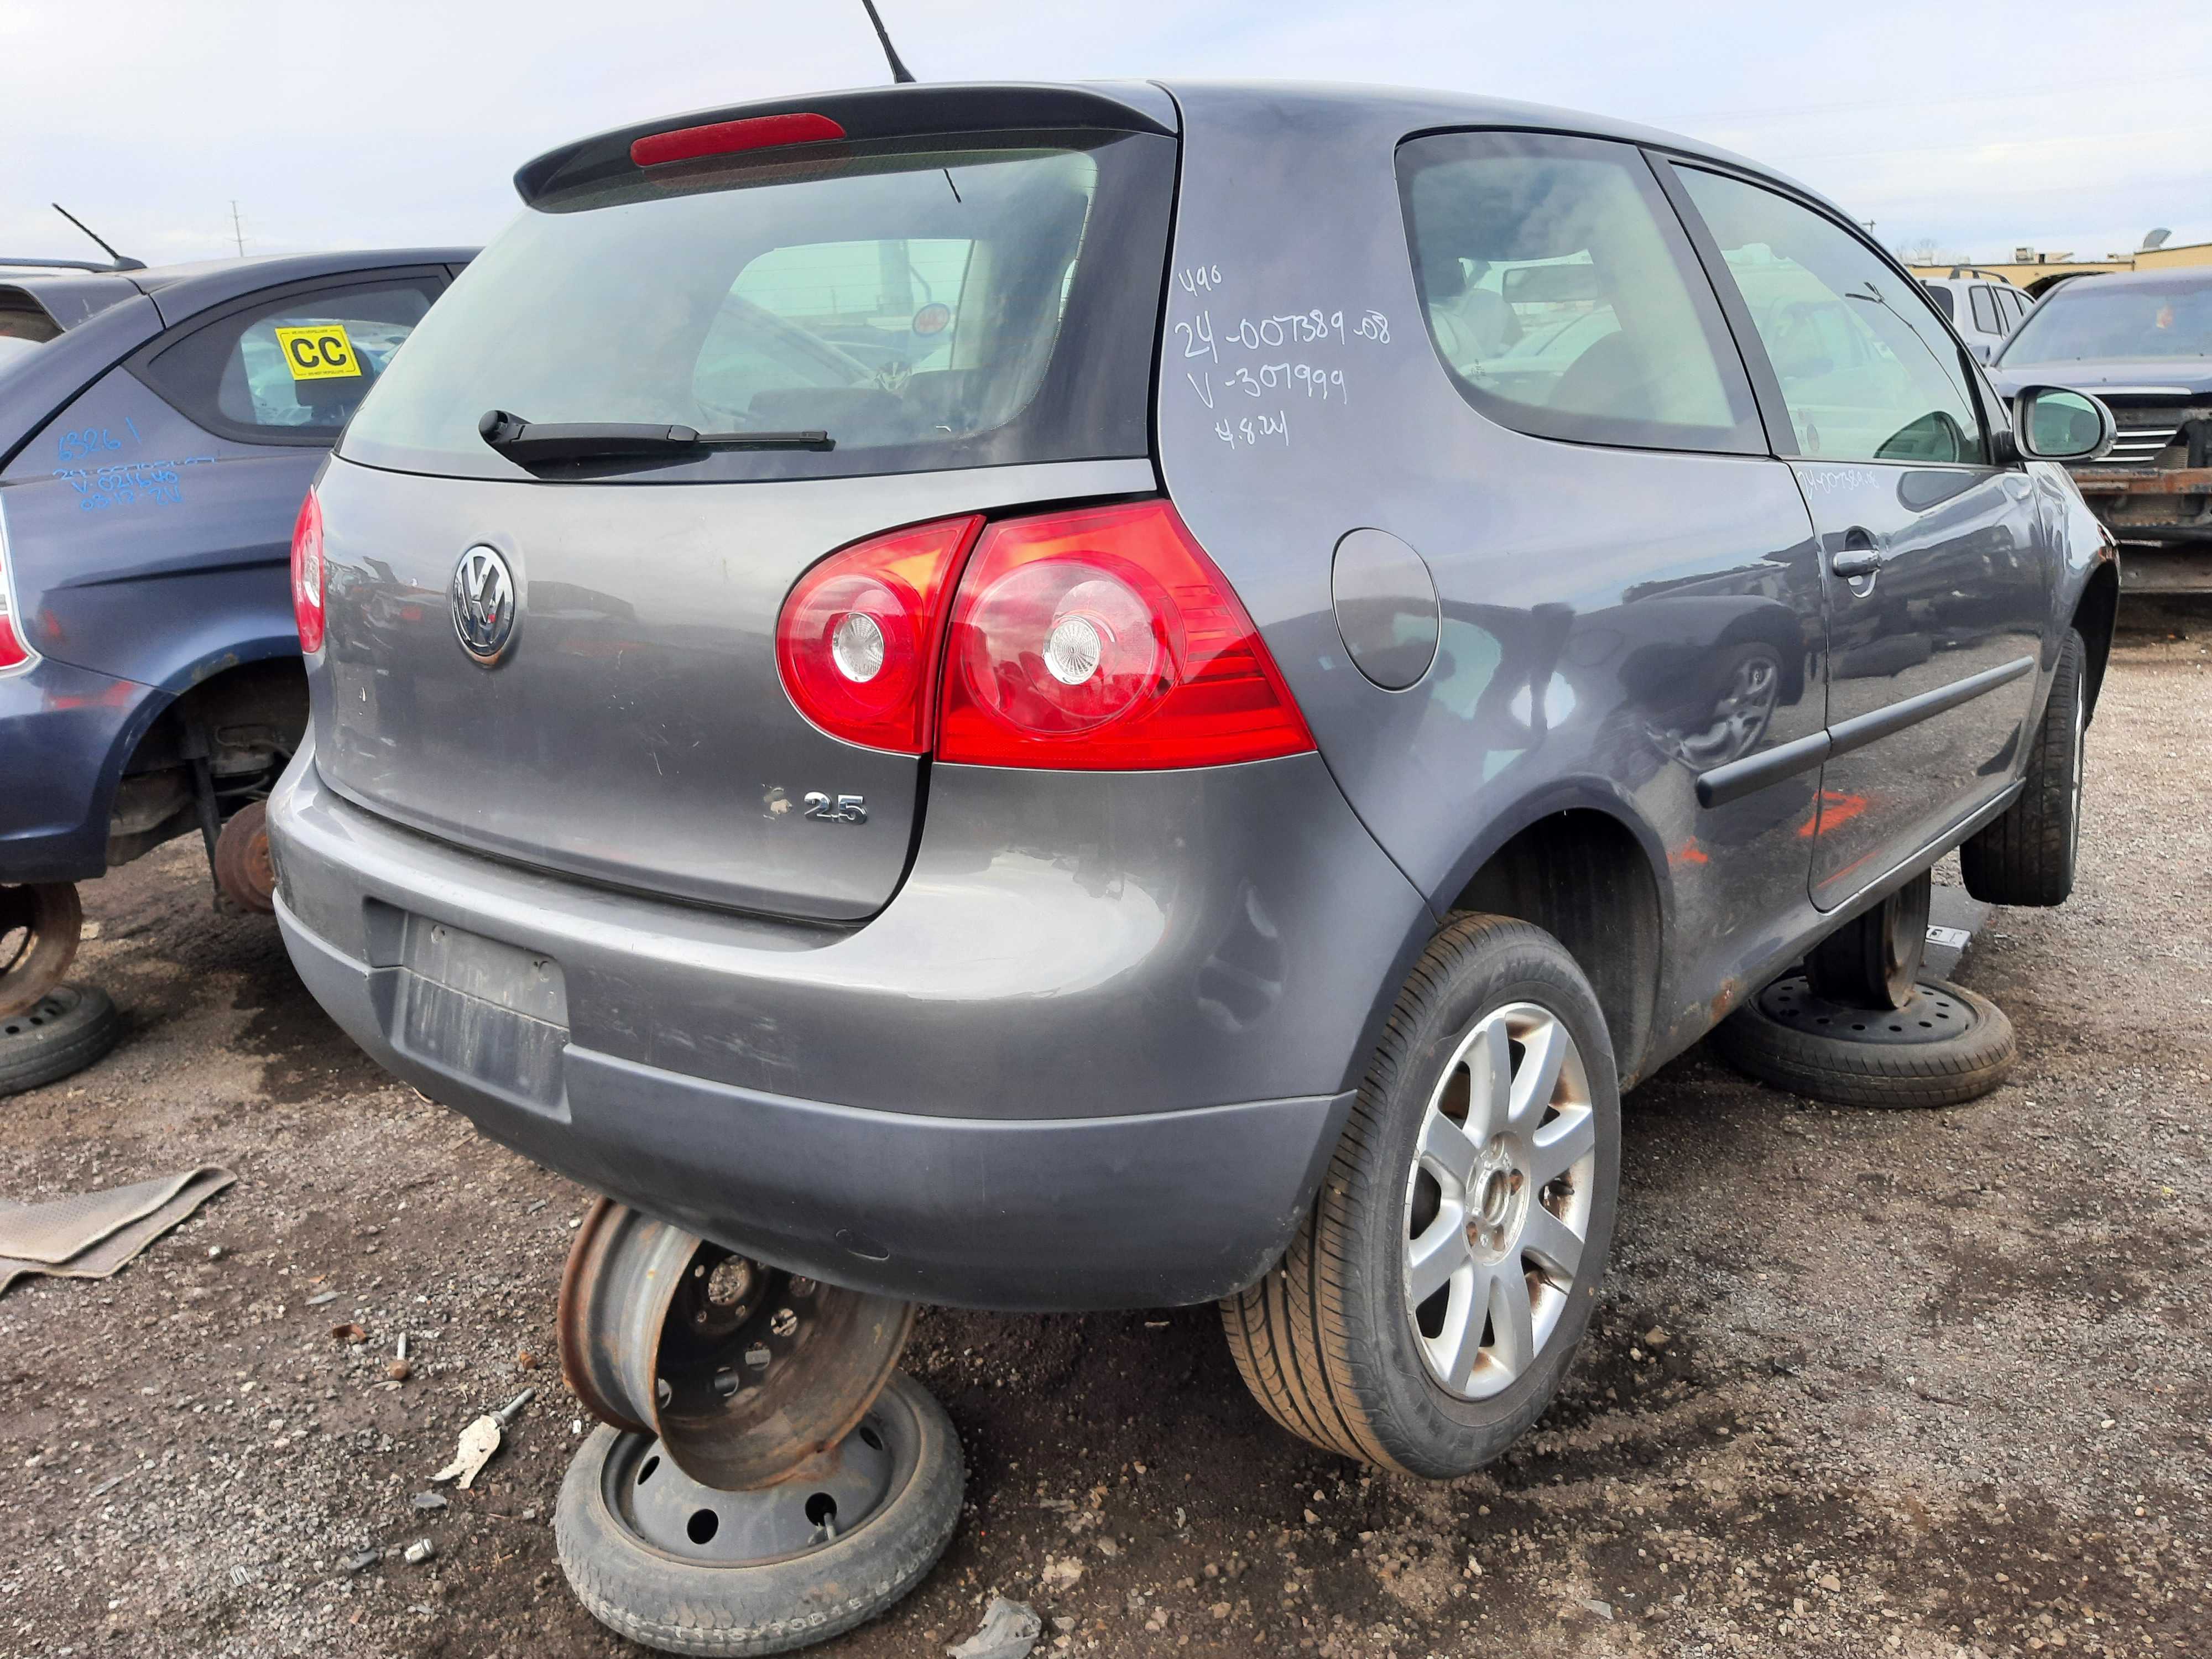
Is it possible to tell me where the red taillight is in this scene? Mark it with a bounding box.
[0,512,30,671]
[291,491,325,654]
[938,501,1314,770]
[775,514,984,753]
[630,113,847,168]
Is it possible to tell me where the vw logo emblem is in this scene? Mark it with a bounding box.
[450,546,518,666]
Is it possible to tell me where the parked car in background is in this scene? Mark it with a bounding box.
[0,247,471,1016]
[1920,268,2033,363]
[1990,267,2212,591]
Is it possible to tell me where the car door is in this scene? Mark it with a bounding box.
[1665,165,2047,909]
[0,269,446,690]
[1982,285,2017,363]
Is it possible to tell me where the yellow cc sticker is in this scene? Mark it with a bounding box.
[273,323,361,381]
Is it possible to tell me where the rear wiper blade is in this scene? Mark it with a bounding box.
[478,409,833,465]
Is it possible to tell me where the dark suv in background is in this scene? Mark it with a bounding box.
[268,82,2116,1503]
[1990,266,2212,592]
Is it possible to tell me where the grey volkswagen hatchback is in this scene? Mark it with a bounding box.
[269,81,2117,1484]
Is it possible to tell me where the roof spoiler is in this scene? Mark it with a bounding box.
[0,257,145,274]
[513,82,1175,206]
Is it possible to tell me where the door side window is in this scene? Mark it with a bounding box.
[1676,169,1987,466]
[1396,131,1764,454]
[1969,286,2002,335]
[136,277,440,445]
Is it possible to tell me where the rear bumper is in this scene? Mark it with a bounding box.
[0,656,160,885]
[268,739,1426,1310]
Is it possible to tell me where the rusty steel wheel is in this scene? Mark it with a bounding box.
[0,882,83,1019]
[558,1198,916,1491]
[212,802,278,914]
[556,1373,962,1656]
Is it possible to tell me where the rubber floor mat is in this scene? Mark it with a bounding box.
[0,1167,234,1297]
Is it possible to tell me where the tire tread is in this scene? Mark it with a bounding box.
[1223,915,1617,1477]
[1712,976,2015,1109]
[1963,630,2084,907]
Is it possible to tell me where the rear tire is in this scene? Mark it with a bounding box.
[1962,629,2085,907]
[1222,915,1620,1479]
[0,984,123,1097]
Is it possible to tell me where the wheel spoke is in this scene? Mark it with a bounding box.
[1487,1262,1537,1377]
[1507,1015,1567,1130]
[1464,1017,1514,1142]
[1528,1104,1596,1187]
[1437,1269,1487,1392]
[1406,1209,1471,1307]
[1417,1105,1480,1186]
[1520,1202,1585,1283]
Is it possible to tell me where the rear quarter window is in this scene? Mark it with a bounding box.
[135,276,442,445]
[1396,130,1764,456]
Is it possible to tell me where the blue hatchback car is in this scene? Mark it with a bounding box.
[0,247,469,1019]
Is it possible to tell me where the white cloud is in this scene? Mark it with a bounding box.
[3,0,2206,265]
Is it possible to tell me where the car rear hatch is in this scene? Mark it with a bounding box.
[315,86,1177,923]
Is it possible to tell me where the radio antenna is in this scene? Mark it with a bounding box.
[858,0,916,84]
[52,204,145,271]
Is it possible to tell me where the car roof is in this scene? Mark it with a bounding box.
[2042,265,2212,294]
[0,248,476,331]
[518,77,1843,225]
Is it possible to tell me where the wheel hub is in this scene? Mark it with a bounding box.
[557,1198,915,1490]
[1463,1140,1529,1263]
[1754,974,1980,1045]
[0,883,83,1019]
[601,1405,899,1564]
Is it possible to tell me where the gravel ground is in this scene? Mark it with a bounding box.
[2,602,2207,1659]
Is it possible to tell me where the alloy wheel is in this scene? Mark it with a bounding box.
[1401,1002,1598,1401]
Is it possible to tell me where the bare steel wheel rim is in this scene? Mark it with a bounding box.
[1402,1001,1596,1401]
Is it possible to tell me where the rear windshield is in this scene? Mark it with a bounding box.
[1999,277,2212,365]
[341,133,1175,483]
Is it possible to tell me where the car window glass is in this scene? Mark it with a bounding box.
[138,278,438,442]
[341,137,1172,484]
[1677,168,1986,465]
[2000,289,2028,327]
[1921,282,1955,320]
[1396,131,1762,455]
[706,237,979,418]
[1999,277,2212,364]
[1970,286,2001,333]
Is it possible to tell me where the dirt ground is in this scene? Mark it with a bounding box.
[3,601,2207,1659]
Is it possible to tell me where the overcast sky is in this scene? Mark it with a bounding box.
[4,0,2206,269]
